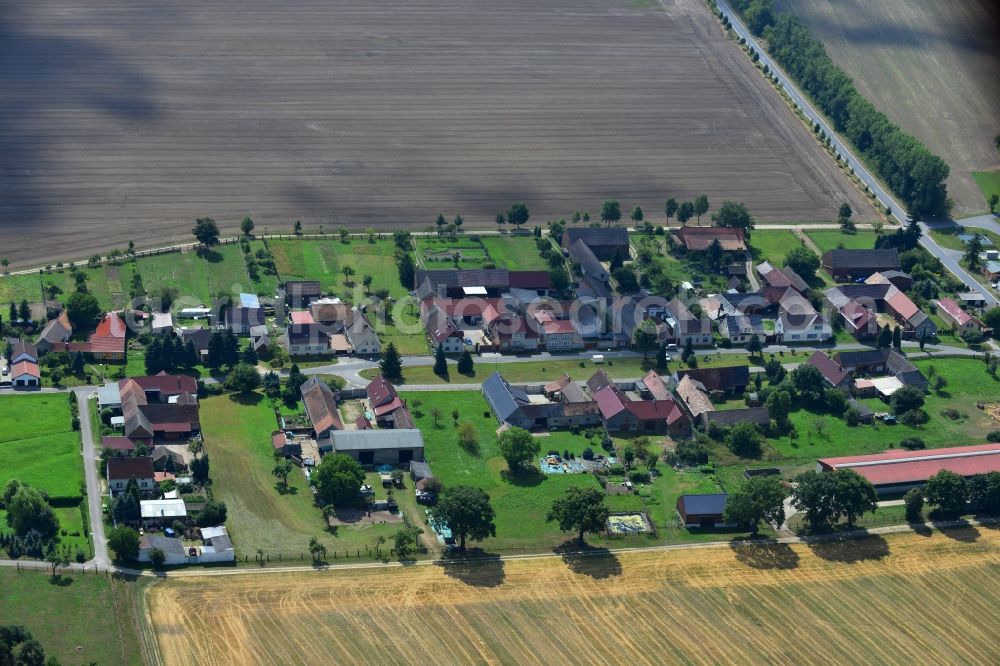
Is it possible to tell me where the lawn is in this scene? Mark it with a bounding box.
[714,357,998,489]
[135,245,253,308]
[415,236,490,270]
[929,225,1000,253]
[0,271,43,304]
[0,569,144,665]
[201,393,400,559]
[362,356,749,385]
[479,236,551,271]
[749,230,808,266]
[971,170,1000,209]
[805,229,878,253]
[41,263,136,311]
[0,394,82,502]
[270,238,411,302]
[402,390,606,551]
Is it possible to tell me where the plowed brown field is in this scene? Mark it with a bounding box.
[0,0,871,269]
[147,528,1000,665]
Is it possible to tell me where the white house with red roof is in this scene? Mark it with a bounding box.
[935,298,986,334]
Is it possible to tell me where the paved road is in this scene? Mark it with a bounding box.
[953,213,1000,236]
[75,388,110,568]
[715,0,999,308]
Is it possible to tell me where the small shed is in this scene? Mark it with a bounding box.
[409,460,433,483]
[676,494,731,529]
[847,398,875,424]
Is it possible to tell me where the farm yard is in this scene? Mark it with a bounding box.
[775,0,1000,216]
[0,0,871,270]
[146,529,1000,665]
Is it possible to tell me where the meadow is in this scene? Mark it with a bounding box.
[0,272,43,305]
[748,229,806,267]
[479,235,552,271]
[805,229,878,253]
[135,245,255,307]
[972,171,1000,210]
[0,394,82,501]
[0,569,145,665]
[200,393,405,559]
[147,529,1000,665]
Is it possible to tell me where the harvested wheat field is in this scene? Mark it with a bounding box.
[776,0,1000,216]
[0,0,871,269]
[147,528,1000,665]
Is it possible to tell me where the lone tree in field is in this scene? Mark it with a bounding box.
[272,460,293,490]
[507,202,530,231]
[379,342,403,383]
[496,427,541,473]
[224,362,261,393]
[694,194,709,223]
[724,475,785,536]
[46,550,69,578]
[192,217,220,246]
[308,536,327,563]
[430,485,496,553]
[240,217,255,237]
[547,486,610,546]
[601,199,621,226]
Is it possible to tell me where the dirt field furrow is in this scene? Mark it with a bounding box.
[0,0,873,269]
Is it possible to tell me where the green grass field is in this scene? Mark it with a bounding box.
[972,170,1000,208]
[630,234,729,291]
[201,393,403,558]
[0,394,82,501]
[479,236,551,271]
[715,357,998,489]
[0,569,144,665]
[806,230,878,253]
[404,391,623,550]
[0,271,43,305]
[749,230,808,266]
[415,236,490,269]
[136,245,252,307]
[270,238,411,302]
[40,264,136,311]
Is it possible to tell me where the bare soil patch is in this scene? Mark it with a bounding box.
[0,0,870,268]
[776,0,1000,215]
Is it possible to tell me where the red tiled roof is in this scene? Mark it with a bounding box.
[885,289,919,321]
[819,444,1000,486]
[625,398,685,425]
[11,360,40,378]
[272,433,287,450]
[101,436,137,451]
[593,386,627,419]
[121,373,198,395]
[107,456,154,480]
[290,310,315,325]
[366,376,399,409]
[640,370,671,401]
[95,312,126,339]
[937,298,972,326]
[675,227,746,251]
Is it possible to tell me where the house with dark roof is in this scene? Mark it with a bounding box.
[107,456,155,496]
[717,314,765,344]
[300,377,343,451]
[272,432,302,458]
[330,429,425,466]
[35,312,72,354]
[866,270,913,291]
[101,436,138,454]
[118,373,200,441]
[702,407,770,429]
[822,249,900,281]
[285,323,332,356]
[837,300,877,340]
[226,306,265,335]
[834,348,928,390]
[344,315,382,356]
[422,302,466,354]
[180,328,212,362]
[486,313,539,353]
[138,534,187,565]
[674,227,747,252]
[674,366,750,396]
[561,227,630,261]
[11,339,38,365]
[805,351,850,389]
[676,494,732,528]
[366,376,414,429]
[482,372,600,430]
[285,280,322,308]
[567,239,609,282]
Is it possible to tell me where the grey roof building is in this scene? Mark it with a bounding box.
[330,429,424,465]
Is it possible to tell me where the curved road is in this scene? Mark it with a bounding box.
[715,0,999,308]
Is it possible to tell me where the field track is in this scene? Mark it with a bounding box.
[776,0,1000,215]
[0,0,871,269]
[147,528,1000,665]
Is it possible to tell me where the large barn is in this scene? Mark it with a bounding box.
[817,444,1000,495]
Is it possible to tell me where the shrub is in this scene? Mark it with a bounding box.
[628,470,650,484]
[900,437,925,451]
[904,488,924,523]
[581,447,595,461]
[607,464,626,476]
[987,431,1000,443]
[940,408,961,421]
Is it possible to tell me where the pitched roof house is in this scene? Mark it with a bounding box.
[805,351,850,389]
[674,365,750,395]
[674,227,747,252]
[118,373,200,440]
[561,227,630,260]
[821,249,900,281]
[107,456,155,496]
[300,377,343,447]
[366,376,413,429]
[35,312,72,353]
[567,239,609,282]
[11,339,38,365]
[935,298,985,333]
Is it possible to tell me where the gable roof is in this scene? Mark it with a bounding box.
[562,226,630,249]
[300,377,343,434]
[121,373,198,395]
[107,456,154,480]
[37,312,72,345]
[331,429,424,452]
[12,339,37,361]
[675,376,714,418]
[482,372,530,423]
[101,436,137,452]
[568,239,607,278]
[640,370,671,401]
[675,365,750,392]
[11,360,40,379]
[822,248,900,271]
[675,227,746,251]
[884,287,920,321]
[936,298,973,326]
[677,493,728,515]
[806,351,849,387]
